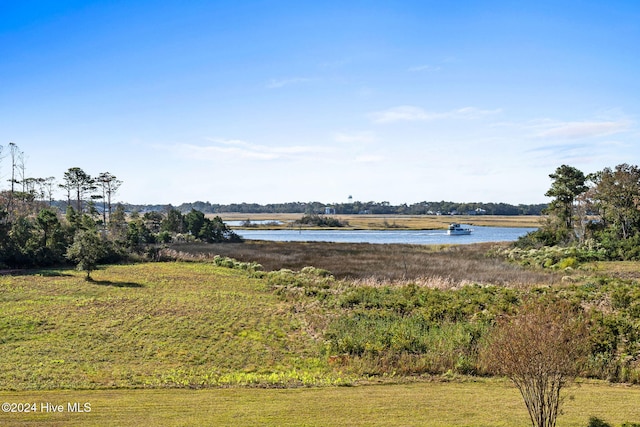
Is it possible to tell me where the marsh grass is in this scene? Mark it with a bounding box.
[216,213,543,230]
[170,241,560,287]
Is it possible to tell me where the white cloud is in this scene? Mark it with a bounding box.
[370,106,435,123]
[173,139,333,161]
[370,105,502,124]
[266,77,314,89]
[408,64,441,72]
[532,119,632,139]
[355,154,384,163]
[333,131,376,143]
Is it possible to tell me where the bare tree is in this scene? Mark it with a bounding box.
[480,300,589,427]
[5,142,23,217]
[41,177,56,206]
[0,144,3,189]
[8,142,21,193]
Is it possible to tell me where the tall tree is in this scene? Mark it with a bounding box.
[8,142,21,194]
[591,163,640,239]
[35,208,60,248]
[108,203,128,241]
[185,209,206,237]
[0,144,3,189]
[161,208,185,233]
[96,172,122,225]
[5,143,22,217]
[61,167,95,213]
[41,177,56,206]
[545,165,587,240]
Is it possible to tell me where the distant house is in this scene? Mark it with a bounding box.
[467,208,487,215]
[324,206,336,215]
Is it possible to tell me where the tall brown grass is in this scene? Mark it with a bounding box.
[166,241,559,288]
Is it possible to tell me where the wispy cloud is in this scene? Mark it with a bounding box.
[174,139,333,161]
[408,64,441,72]
[355,154,384,163]
[525,141,604,166]
[532,119,632,139]
[266,77,314,89]
[333,131,376,143]
[370,105,502,124]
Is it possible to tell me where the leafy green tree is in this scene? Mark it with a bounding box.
[108,204,128,239]
[36,209,61,251]
[66,229,104,280]
[161,208,185,233]
[61,167,95,213]
[185,209,206,237]
[143,211,164,233]
[126,219,155,252]
[198,216,240,243]
[7,216,36,265]
[0,209,10,265]
[591,164,640,240]
[544,165,587,242]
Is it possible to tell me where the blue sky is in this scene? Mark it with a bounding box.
[1,1,638,205]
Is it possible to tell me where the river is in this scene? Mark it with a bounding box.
[234,226,536,245]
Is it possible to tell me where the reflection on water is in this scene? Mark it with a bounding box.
[235,226,536,245]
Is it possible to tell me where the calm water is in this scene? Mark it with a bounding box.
[235,226,536,245]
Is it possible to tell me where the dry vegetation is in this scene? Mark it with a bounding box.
[168,240,560,287]
[215,213,543,230]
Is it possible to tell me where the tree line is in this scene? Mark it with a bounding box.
[124,200,547,216]
[0,143,239,275]
[520,163,640,260]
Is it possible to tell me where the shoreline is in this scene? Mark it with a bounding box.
[213,213,543,230]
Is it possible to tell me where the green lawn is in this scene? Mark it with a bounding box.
[2,262,640,426]
[0,380,638,426]
[0,263,338,390]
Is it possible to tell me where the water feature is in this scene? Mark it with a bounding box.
[225,220,284,226]
[235,225,536,245]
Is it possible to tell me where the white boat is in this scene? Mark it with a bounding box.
[447,223,472,235]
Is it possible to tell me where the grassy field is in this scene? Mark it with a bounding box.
[0,263,336,390]
[2,251,640,425]
[216,213,543,229]
[0,380,638,426]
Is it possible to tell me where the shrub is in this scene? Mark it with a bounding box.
[212,255,263,274]
[294,214,348,227]
[586,417,612,427]
[480,300,590,427]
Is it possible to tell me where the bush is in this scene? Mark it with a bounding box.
[495,244,606,269]
[324,312,486,375]
[295,214,348,227]
[266,266,335,299]
[212,255,263,274]
[480,300,590,427]
[586,417,612,427]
